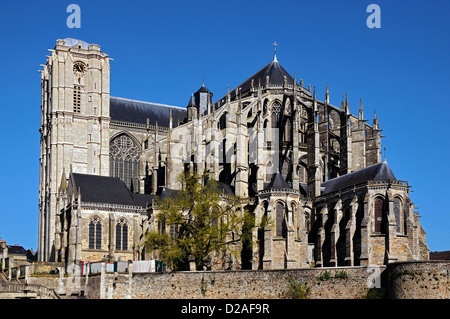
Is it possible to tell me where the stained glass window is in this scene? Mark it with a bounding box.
[89,216,102,250]
[110,134,140,192]
[276,202,287,238]
[374,197,385,234]
[115,218,128,251]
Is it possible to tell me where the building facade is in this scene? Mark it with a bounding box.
[38,38,428,269]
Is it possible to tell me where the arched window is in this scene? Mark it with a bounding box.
[115,218,128,251]
[219,113,227,130]
[263,119,269,143]
[285,118,292,142]
[276,202,287,238]
[110,134,140,192]
[263,99,268,115]
[89,216,102,250]
[374,197,386,234]
[393,197,406,234]
[291,202,297,237]
[271,101,281,128]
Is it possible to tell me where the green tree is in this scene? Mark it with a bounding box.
[144,173,253,271]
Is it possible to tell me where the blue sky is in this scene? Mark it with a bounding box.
[0,0,448,252]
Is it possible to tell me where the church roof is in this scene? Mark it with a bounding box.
[214,54,311,109]
[71,173,153,207]
[265,171,292,190]
[321,160,397,194]
[110,96,187,127]
[242,58,294,89]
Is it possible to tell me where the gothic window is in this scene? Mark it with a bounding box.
[89,216,102,250]
[285,118,292,142]
[291,203,297,237]
[271,103,281,148]
[271,101,281,128]
[219,113,227,130]
[298,165,307,183]
[110,134,140,192]
[265,161,273,182]
[115,218,128,251]
[263,119,269,143]
[276,202,287,238]
[393,197,406,234]
[374,197,386,234]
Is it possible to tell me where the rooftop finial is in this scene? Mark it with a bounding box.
[202,68,205,87]
[272,41,278,62]
[359,97,364,120]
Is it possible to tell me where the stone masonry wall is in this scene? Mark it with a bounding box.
[96,266,375,299]
[386,261,449,299]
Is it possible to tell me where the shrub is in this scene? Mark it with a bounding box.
[335,270,349,279]
[319,270,332,281]
[284,278,311,299]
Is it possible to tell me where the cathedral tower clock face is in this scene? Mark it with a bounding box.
[73,61,86,74]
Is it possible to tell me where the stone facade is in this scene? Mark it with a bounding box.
[39,38,428,271]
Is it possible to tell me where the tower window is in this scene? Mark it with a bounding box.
[73,85,82,113]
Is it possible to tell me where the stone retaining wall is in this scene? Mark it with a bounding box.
[385,261,449,299]
[99,266,377,299]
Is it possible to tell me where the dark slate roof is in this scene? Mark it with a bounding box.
[196,85,212,94]
[214,56,311,109]
[216,181,234,195]
[226,58,294,101]
[187,94,197,107]
[71,173,153,207]
[157,187,180,200]
[299,183,308,196]
[265,171,292,190]
[110,96,187,127]
[0,245,27,255]
[132,192,156,207]
[321,160,397,195]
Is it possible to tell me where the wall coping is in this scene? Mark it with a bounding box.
[133,265,374,276]
[387,260,450,266]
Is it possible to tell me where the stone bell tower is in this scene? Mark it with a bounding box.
[38,38,111,261]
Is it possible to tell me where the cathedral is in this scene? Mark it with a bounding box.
[38,38,428,270]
